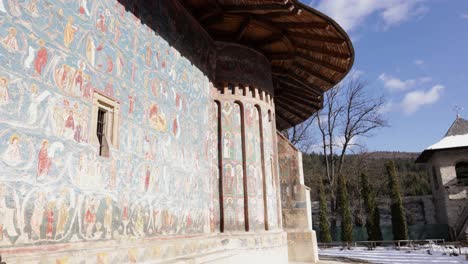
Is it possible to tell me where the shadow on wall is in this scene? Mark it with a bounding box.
[116,0,216,81]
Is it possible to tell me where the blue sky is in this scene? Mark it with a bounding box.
[310,0,468,152]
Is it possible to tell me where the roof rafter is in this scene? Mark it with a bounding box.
[295,51,347,73]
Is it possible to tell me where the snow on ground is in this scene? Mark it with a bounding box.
[319,246,468,264]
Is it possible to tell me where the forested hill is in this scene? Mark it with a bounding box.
[302,151,432,201]
[361,151,420,160]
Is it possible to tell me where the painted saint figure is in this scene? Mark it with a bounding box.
[30,192,45,239]
[103,197,113,238]
[64,110,75,139]
[0,77,8,105]
[64,16,78,48]
[96,9,107,33]
[46,201,54,239]
[128,90,135,115]
[37,140,51,177]
[34,39,48,75]
[144,165,151,192]
[1,27,19,52]
[55,194,69,239]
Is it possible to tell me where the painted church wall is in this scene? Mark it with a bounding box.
[245,103,265,231]
[0,0,214,252]
[221,100,245,231]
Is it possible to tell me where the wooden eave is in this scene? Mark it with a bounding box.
[179,0,354,130]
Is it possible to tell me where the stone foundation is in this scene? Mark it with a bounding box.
[0,232,288,264]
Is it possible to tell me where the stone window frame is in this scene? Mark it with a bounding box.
[90,91,120,157]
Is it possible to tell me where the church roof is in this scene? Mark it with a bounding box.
[445,117,468,137]
[179,0,354,130]
[416,117,468,163]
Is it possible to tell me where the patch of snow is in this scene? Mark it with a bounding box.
[426,134,468,150]
[319,246,468,264]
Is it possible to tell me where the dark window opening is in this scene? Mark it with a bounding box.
[96,108,106,156]
[455,162,468,186]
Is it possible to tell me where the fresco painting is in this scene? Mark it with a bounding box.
[210,101,220,232]
[264,111,279,230]
[221,101,245,231]
[245,103,265,231]
[278,135,306,210]
[0,0,213,248]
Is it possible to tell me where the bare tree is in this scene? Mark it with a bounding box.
[284,114,317,153]
[287,77,388,219]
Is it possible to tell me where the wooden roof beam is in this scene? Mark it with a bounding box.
[267,52,294,61]
[288,32,345,44]
[253,32,285,48]
[278,86,322,105]
[293,61,336,86]
[275,112,295,130]
[194,3,224,22]
[277,21,329,29]
[271,68,323,96]
[236,16,251,41]
[295,51,347,73]
[258,7,301,19]
[294,42,351,60]
[219,3,294,13]
[278,95,321,113]
[276,100,313,121]
[278,94,320,112]
[275,76,309,91]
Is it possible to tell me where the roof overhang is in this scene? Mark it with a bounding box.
[179,0,354,130]
[416,146,468,163]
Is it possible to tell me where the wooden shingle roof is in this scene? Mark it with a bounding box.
[180,0,354,130]
[445,117,468,137]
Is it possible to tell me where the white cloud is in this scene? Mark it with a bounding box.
[313,0,428,32]
[461,13,468,19]
[413,59,424,65]
[377,100,394,114]
[401,85,444,114]
[378,73,431,92]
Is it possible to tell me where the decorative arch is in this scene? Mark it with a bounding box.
[234,100,249,231]
[255,104,269,230]
[213,100,223,232]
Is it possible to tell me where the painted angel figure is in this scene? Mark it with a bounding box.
[0,77,9,105]
[2,134,22,166]
[27,85,50,125]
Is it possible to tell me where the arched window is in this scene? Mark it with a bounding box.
[455,162,468,186]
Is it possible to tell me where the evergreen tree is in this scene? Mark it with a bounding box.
[386,161,408,240]
[360,173,383,241]
[338,175,353,242]
[318,177,332,243]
